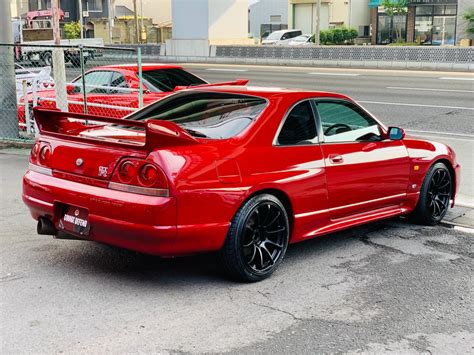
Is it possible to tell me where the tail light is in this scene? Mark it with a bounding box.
[110,158,169,197]
[29,141,53,176]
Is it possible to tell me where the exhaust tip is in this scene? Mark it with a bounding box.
[37,217,56,235]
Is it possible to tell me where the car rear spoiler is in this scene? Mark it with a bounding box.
[33,107,200,150]
[173,79,249,91]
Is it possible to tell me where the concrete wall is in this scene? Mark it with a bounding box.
[114,0,172,25]
[172,0,209,40]
[208,0,249,43]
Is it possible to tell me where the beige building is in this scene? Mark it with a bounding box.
[10,0,28,17]
[288,0,370,38]
[114,0,172,26]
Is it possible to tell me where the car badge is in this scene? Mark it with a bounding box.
[98,166,108,177]
[76,158,84,167]
[74,209,80,216]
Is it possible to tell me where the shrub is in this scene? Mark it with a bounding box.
[64,22,81,39]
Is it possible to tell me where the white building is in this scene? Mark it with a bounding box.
[167,0,251,56]
[288,0,370,38]
[249,0,288,39]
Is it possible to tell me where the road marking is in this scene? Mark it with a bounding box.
[308,72,361,76]
[387,86,474,94]
[408,134,474,142]
[439,77,474,81]
[358,100,474,111]
[205,68,248,72]
[406,129,474,139]
[454,226,474,234]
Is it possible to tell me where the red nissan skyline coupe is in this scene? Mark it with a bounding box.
[23,86,460,282]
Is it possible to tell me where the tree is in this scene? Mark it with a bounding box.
[464,8,474,38]
[382,0,407,42]
[64,22,81,39]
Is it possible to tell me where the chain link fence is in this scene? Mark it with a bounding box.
[0,44,143,143]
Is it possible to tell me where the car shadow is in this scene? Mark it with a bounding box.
[54,219,397,284]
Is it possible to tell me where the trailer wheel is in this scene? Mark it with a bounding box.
[41,52,52,67]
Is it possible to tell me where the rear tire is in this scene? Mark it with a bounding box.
[411,162,452,226]
[219,194,290,282]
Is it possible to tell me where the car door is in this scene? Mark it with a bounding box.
[87,71,138,118]
[68,70,114,115]
[272,100,330,237]
[313,99,410,220]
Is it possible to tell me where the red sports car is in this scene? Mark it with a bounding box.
[18,63,247,128]
[23,86,460,281]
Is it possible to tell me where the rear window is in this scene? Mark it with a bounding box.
[141,68,207,92]
[130,92,267,139]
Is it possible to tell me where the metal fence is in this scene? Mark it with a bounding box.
[0,44,142,143]
[215,45,474,63]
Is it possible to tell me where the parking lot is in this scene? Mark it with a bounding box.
[1,152,473,353]
[1,65,473,353]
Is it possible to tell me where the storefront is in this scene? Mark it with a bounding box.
[369,0,459,45]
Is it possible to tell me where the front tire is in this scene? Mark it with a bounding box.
[412,162,452,225]
[219,194,290,282]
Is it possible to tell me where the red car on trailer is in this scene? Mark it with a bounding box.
[23,86,460,281]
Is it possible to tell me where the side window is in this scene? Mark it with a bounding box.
[73,71,113,94]
[316,101,381,143]
[108,72,130,94]
[278,101,317,145]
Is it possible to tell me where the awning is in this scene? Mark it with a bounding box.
[368,0,382,7]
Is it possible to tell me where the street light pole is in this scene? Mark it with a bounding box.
[0,0,19,139]
[107,0,113,44]
[52,0,68,112]
[133,0,139,44]
[78,0,84,39]
[315,0,321,45]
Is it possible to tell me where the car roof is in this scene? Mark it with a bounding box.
[270,29,302,35]
[182,85,352,101]
[98,63,184,72]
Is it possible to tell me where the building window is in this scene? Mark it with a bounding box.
[377,14,407,44]
[85,0,103,12]
[414,5,457,45]
[270,15,282,23]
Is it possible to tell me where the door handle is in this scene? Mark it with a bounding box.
[329,154,344,164]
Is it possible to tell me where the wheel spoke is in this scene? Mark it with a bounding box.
[256,246,264,269]
[266,226,286,234]
[264,239,283,249]
[265,210,281,228]
[261,245,275,265]
[247,245,257,265]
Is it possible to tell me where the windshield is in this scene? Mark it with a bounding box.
[130,92,267,139]
[266,32,283,40]
[141,68,207,92]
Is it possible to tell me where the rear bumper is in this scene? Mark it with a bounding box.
[23,170,228,256]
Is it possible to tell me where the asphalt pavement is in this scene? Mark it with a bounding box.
[1,65,473,353]
[0,153,473,353]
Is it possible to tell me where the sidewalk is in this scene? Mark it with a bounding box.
[443,206,474,230]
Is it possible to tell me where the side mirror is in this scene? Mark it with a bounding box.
[388,127,405,140]
[66,84,76,94]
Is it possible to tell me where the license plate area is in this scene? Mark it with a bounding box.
[57,204,90,236]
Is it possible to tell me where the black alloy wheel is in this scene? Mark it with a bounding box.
[412,162,452,225]
[220,194,289,282]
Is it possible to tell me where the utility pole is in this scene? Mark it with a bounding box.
[0,0,19,139]
[78,0,84,39]
[315,0,321,45]
[52,0,68,112]
[107,0,114,44]
[133,0,139,44]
